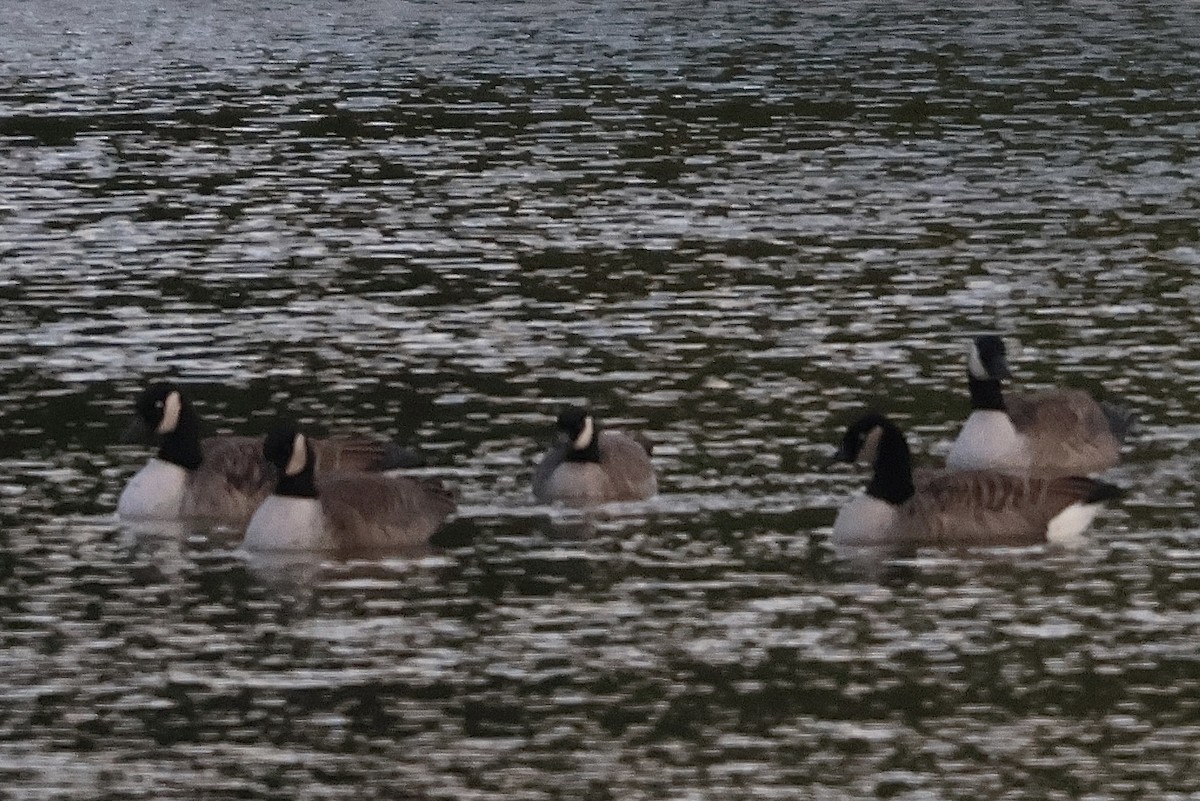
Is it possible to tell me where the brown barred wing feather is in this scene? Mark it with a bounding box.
[901,471,1088,548]
[311,436,416,474]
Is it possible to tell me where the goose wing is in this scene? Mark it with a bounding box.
[188,436,276,525]
[317,473,456,551]
[912,465,944,491]
[901,471,1090,547]
[1006,389,1123,474]
[312,436,421,474]
[597,430,657,501]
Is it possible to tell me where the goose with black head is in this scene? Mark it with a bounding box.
[243,422,455,552]
[833,412,1121,548]
[946,335,1134,476]
[532,406,656,506]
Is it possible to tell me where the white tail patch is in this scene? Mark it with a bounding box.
[573,415,595,450]
[1046,501,1101,547]
[285,433,308,476]
[156,391,182,435]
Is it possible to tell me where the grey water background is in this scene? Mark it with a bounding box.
[2,0,1199,798]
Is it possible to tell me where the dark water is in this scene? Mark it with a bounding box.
[2,1,1199,798]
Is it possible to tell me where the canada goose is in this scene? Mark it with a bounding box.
[117,381,422,527]
[532,406,656,505]
[242,422,455,551]
[945,335,1134,475]
[831,413,1121,548]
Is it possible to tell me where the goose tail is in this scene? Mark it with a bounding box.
[378,442,427,471]
[1084,478,1123,505]
[1100,401,1136,442]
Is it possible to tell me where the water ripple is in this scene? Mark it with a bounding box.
[2,1,1200,798]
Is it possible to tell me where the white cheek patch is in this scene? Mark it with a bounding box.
[573,416,595,450]
[967,344,988,379]
[859,426,883,466]
[285,433,308,476]
[156,391,182,435]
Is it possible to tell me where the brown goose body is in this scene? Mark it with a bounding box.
[833,413,1120,549]
[244,426,456,552]
[304,472,456,551]
[947,336,1133,477]
[532,408,656,506]
[883,471,1114,548]
[1004,389,1125,474]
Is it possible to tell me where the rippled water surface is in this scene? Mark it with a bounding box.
[2,1,1200,798]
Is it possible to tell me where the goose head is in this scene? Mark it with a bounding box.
[830,412,916,505]
[262,422,319,498]
[968,335,1012,381]
[556,406,601,463]
[262,422,313,477]
[830,412,890,468]
[122,381,189,445]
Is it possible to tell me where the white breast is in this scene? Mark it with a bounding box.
[946,410,1030,473]
[832,494,900,546]
[243,496,333,551]
[538,462,610,505]
[117,459,189,520]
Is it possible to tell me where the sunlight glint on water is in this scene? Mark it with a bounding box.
[1,1,1199,798]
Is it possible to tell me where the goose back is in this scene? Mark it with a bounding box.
[312,437,419,473]
[898,471,1110,547]
[317,474,456,550]
[1005,389,1124,474]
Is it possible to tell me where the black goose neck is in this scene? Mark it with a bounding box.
[156,405,204,471]
[967,374,1007,411]
[275,470,318,498]
[274,445,319,499]
[865,422,916,506]
[564,435,602,463]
